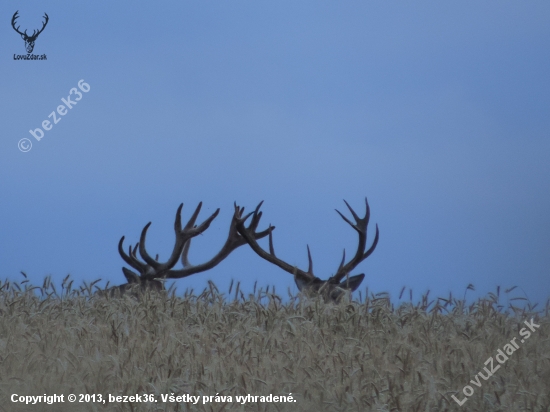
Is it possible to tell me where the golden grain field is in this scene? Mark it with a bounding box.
[1,276,548,412]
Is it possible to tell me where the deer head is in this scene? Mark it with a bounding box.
[102,202,272,297]
[235,198,379,301]
[11,11,49,54]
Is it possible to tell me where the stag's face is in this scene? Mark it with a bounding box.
[22,35,37,53]
[113,279,164,297]
[294,273,365,302]
[99,268,164,298]
[122,267,164,293]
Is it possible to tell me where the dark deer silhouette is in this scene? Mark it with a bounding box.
[235,198,379,301]
[101,202,271,297]
[11,11,49,53]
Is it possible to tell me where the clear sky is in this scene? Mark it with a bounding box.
[2,1,549,305]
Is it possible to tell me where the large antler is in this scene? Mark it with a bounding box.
[164,202,273,278]
[332,198,379,282]
[12,11,49,39]
[118,202,272,284]
[118,203,217,281]
[235,198,379,300]
[234,202,316,285]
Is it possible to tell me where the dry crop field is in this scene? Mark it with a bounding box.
[0,276,549,412]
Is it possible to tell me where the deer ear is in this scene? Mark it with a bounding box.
[338,274,365,292]
[122,267,140,284]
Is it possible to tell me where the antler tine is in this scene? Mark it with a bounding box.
[337,249,346,271]
[185,203,221,237]
[173,203,183,232]
[306,245,314,275]
[238,209,256,225]
[335,197,369,235]
[253,200,264,216]
[118,236,146,272]
[183,202,201,230]
[248,201,265,231]
[253,224,272,239]
[343,199,362,222]
[181,239,191,267]
[268,226,276,255]
[363,224,379,260]
[131,243,139,258]
[335,209,354,229]
[138,222,158,267]
[234,203,272,240]
[248,204,273,240]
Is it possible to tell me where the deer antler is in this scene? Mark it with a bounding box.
[235,198,379,300]
[137,202,220,278]
[32,13,49,39]
[166,202,273,278]
[118,203,217,281]
[234,202,316,286]
[118,202,273,283]
[11,11,26,37]
[332,198,379,282]
[11,11,49,38]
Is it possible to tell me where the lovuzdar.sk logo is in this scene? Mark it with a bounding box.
[11,10,49,60]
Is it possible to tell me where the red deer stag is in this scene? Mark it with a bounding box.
[235,198,379,301]
[103,202,271,296]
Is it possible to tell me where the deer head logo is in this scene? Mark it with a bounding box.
[11,11,49,54]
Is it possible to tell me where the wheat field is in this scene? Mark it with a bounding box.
[0,276,548,412]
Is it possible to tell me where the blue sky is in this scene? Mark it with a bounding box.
[1,1,549,305]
